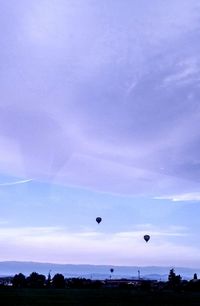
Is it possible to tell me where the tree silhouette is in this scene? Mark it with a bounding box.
[46,271,52,288]
[12,273,26,288]
[52,273,65,288]
[168,269,181,289]
[26,272,46,288]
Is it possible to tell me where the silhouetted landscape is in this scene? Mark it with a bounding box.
[1,265,200,305]
[1,261,200,280]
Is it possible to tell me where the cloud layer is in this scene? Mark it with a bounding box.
[0,225,195,266]
[0,0,200,197]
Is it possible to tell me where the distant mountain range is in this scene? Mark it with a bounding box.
[0,261,199,281]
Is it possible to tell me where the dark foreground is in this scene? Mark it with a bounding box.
[1,288,200,306]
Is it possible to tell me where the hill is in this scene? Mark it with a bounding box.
[0,261,199,280]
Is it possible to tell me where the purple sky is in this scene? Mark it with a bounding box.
[1,0,200,267]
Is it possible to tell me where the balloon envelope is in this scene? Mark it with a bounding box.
[110,268,114,273]
[96,217,102,224]
[144,234,150,242]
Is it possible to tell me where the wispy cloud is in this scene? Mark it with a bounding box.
[155,193,200,202]
[0,225,192,266]
[162,58,200,86]
[0,179,32,186]
[0,0,200,197]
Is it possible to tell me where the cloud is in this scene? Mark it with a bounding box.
[0,225,194,266]
[0,179,32,186]
[0,1,200,197]
[155,193,200,202]
[162,58,200,86]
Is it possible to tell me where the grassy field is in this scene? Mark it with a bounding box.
[1,287,200,306]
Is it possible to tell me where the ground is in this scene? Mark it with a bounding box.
[1,287,200,306]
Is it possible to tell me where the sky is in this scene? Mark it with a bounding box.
[1,0,200,267]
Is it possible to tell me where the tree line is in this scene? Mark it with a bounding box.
[11,272,102,289]
[12,272,65,288]
[1,269,200,291]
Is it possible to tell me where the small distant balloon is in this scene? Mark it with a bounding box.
[96,217,102,224]
[144,234,150,243]
[110,268,114,273]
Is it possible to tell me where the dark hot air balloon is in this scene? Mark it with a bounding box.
[110,268,114,279]
[144,234,150,243]
[96,217,102,224]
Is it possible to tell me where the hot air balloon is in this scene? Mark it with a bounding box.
[144,234,150,243]
[110,268,114,279]
[96,217,102,224]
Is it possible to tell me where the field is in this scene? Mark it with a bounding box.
[1,287,200,306]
